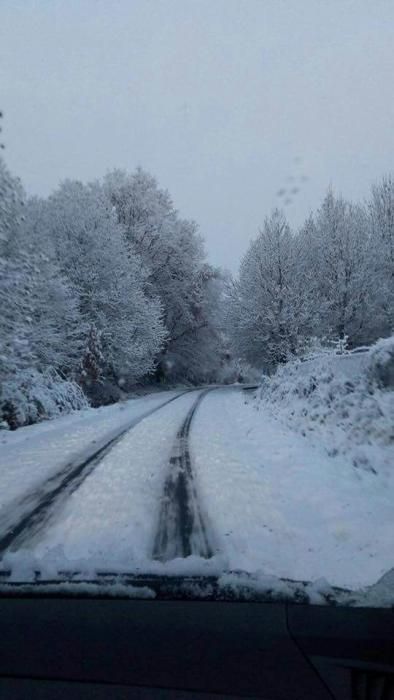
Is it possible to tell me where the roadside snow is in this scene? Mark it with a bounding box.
[0,368,89,429]
[258,339,394,475]
[189,388,394,590]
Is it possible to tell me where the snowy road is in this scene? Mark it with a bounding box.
[0,386,393,592]
[0,390,189,555]
[0,389,218,578]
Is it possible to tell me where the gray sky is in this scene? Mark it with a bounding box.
[1,0,394,271]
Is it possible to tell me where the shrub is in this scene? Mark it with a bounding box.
[0,368,89,429]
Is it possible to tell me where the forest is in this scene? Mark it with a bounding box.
[1,135,393,428]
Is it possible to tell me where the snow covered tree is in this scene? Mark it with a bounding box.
[368,176,394,337]
[0,160,87,427]
[157,264,226,383]
[0,157,35,380]
[228,183,393,374]
[0,157,24,255]
[312,190,372,346]
[44,179,166,386]
[18,197,84,377]
[103,168,221,383]
[79,325,104,388]
[228,209,309,369]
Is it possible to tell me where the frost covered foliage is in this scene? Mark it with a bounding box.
[0,156,24,248]
[258,337,394,473]
[367,336,394,390]
[0,161,90,427]
[228,181,394,371]
[227,210,314,370]
[1,369,88,430]
[103,169,225,384]
[43,180,166,385]
[1,152,225,427]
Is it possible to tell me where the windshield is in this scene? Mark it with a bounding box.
[0,1,393,607]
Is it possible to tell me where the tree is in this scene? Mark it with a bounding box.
[104,168,221,382]
[312,190,371,346]
[44,179,166,385]
[159,265,225,383]
[0,157,24,254]
[0,156,35,381]
[369,176,394,337]
[228,209,306,369]
[18,197,84,377]
[79,325,105,388]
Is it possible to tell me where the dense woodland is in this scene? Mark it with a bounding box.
[1,127,393,427]
[227,184,394,370]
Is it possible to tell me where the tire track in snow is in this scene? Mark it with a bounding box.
[152,389,216,561]
[0,391,191,556]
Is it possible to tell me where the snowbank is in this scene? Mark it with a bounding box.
[366,335,394,389]
[190,389,393,591]
[0,368,89,430]
[258,337,394,474]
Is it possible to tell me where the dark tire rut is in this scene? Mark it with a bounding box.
[152,389,215,561]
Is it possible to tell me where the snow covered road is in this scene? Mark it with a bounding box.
[0,389,215,577]
[0,390,190,555]
[0,386,393,594]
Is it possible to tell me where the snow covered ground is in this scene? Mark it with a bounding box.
[0,390,183,520]
[190,388,393,590]
[258,341,394,476]
[1,390,224,580]
[0,375,392,605]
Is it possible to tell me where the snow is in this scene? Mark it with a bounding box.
[189,387,394,590]
[298,350,368,379]
[367,335,394,389]
[216,571,338,605]
[0,379,393,605]
[0,389,183,516]
[258,342,394,475]
[0,578,157,599]
[1,391,226,577]
[1,368,88,429]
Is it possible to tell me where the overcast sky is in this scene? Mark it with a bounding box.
[1,0,394,271]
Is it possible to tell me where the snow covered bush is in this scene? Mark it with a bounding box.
[366,336,394,390]
[0,368,88,430]
[257,337,394,473]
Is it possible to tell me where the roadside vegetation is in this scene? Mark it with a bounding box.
[1,110,393,428]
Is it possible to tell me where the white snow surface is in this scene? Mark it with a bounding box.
[0,382,393,604]
[0,390,183,515]
[1,390,226,580]
[189,388,393,590]
[258,342,394,475]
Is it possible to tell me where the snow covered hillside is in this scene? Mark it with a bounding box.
[257,337,394,475]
